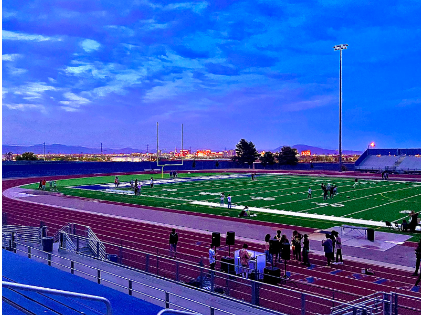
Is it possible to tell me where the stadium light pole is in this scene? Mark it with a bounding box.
[333,44,348,172]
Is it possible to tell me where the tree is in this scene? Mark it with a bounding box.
[232,139,259,167]
[277,146,298,165]
[259,152,276,168]
[16,152,38,161]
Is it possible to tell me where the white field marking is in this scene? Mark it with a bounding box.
[296,185,415,214]
[199,192,221,196]
[162,188,177,192]
[189,201,387,227]
[343,193,421,218]
[251,197,276,201]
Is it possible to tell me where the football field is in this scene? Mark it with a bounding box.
[22,172,421,230]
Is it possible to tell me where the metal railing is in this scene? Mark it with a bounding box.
[3,281,113,315]
[2,224,43,245]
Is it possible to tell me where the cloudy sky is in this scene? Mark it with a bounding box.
[2,0,421,152]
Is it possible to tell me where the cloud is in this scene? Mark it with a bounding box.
[2,30,61,41]
[80,39,101,52]
[142,1,208,13]
[282,95,335,112]
[6,66,27,76]
[21,82,57,100]
[2,54,22,61]
[3,103,46,113]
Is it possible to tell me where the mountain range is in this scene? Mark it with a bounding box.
[2,144,363,155]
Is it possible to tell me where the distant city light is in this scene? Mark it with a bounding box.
[370,142,375,147]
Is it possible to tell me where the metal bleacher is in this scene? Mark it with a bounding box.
[355,148,421,173]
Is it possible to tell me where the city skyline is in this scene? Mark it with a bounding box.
[3,1,421,151]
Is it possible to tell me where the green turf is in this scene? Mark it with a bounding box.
[21,173,421,241]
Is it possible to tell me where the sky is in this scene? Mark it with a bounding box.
[2,0,421,152]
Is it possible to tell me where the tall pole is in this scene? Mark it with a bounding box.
[333,44,348,172]
[156,122,159,163]
[339,49,342,172]
[101,143,103,155]
[43,142,46,161]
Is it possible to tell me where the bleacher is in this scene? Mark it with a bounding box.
[355,148,421,173]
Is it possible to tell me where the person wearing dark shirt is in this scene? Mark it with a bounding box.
[322,234,333,266]
[302,234,311,267]
[409,211,419,233]
[169,229,179,257]
[413,239,421,276]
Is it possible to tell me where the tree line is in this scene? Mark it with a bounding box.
[232,139,298,168]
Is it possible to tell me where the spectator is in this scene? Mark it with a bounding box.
[169,229,178,257]
[402,220,409,232]
[409,211,419,233]
[274,230,282,263]
[333,231,343,264]
[150,177,154,188]
[291,231,302,261]
[413,240,421,276]
[209,244,216,270]
[265,234,272,265]
[38,180,43,190]
[239,244,252,278]
[238,206,248,217]
[302,234,311,267]
[220,193,225,206]
[280,235,291,262]
[227,194,232,209]
[41,179,46,190]
[322,234,334,266]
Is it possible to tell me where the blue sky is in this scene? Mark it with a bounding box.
[2,0,421,152]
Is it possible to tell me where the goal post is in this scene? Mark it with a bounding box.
[156,122,184,178]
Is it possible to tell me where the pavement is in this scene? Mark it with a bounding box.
[4,186,419,273]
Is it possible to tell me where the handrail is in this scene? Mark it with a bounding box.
[2,281,113,315]
[157,310,200,315]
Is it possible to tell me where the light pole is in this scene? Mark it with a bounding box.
[333,44,348,172]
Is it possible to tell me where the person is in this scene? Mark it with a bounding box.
[41,179,46,191]
[134,183,139,196]
[321,183,328,200]
[169,171,173,179]
[227,194,232,209]
[114,176,119,188]
[333,185,337,197]
[329,185,334,199]
[135,178,138,188]
[291,231,302,261]
[220,193,225,206]
[265,234,272,265]
[130,179,134,189]
[238,208,248,217]
[415,273,421,287]
[353,178,359,188]
[280,235,291,262]
[322,234,333,266]
[239,244,252,278]
[150,177,154,188]
[251,173,255,181]
[333,231,343,264]
[413,240,421,276]
[52,181,57,191]
[38,180,43,190]
[409,211,419,233]
[209,244,216,270]
[302,234,311,267]
[307,187,312,199]
[402,219,409,232]
[174,171,177,178]
[49,181,53,190]
[274,230,282,262]
[169,229,178,257]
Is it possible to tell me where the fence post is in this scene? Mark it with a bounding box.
[97,241,100,258]
[97,270,101,284]
[392,292,398,315]
[76,236,80,252]
[352,307,357,315]
[200,267,204,289]
[11,233,16,253]
[59,232,64,249]
[129,280,133,296]
[156,255,159,276]
[119,240,123,264]
[176,261,179,282]
[145,254,149,272]
[71,261,75,274]
[210,307,215,315]
[210,270,215,292]
[165,292,170,308]
[301,293,306,315]
[28,247,31,259]
[251,279,259,306]
[383,293,391,315]
[48,253,52,266]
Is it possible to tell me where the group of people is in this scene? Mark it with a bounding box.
[322,231,343,266]
[220,193,233,209]
[402,211,420,233]
[129,178,142,195]
[320,183,337,200]
[169,171,178,179]
[264,230,311,267]
[38,179,57,191]
[381,171,390,180]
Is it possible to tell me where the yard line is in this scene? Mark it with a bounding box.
[343,193,421,217]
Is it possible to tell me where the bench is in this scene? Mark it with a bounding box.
[341,225,368,237]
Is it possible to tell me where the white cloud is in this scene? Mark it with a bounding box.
[163,2,208,13]
[21,82,57,100]
[3,103,46,113]
[2,30,61,42]
[58,92,90,111]
[2,54,22,61]
[7,66,27,76]
[80,39,101,52]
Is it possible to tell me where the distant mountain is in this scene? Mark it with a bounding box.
[272,144,362,155]
[2,144,148,155]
